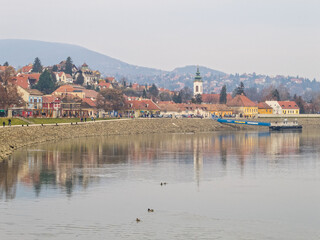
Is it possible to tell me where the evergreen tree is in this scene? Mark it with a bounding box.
[52,65,58,72]
[142,89,147,98]
[149,84,159,98]
[232,81,245,97]
[271,89,280,101]
[172,93,182,103]
[32,57,43,73]
[75,72,84,85]
[34,70,55,94]
[3,61,9,66]
[65,57,73,75]
[219,85,227,104]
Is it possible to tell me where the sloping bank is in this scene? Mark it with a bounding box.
[0,118,249,162]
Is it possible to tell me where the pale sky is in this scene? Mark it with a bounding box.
[1,0,320,79]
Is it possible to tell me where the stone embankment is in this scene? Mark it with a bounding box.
[1,117,317,163]
[0,118,242,162]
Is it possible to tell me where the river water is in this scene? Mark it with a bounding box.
[0,130,320,239]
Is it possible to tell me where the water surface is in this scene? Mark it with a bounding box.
[1,130,320,239]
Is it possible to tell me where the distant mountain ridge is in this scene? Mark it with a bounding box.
[172,65,225,76]
[0,39,166,76]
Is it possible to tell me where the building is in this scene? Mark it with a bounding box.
[125,99,160,118]
[203,104,233,117]
[227,94,258,118]
[193,67,203,96]
[42,95,61,117]
[17,86,43,116]
[265,101,282,114]
[278,101,300,115]
[258,102,273,114]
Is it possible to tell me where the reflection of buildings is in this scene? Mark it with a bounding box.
[193,136,203,188]
[1,130,313,200]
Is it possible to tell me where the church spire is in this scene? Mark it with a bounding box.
[194,65,202,82]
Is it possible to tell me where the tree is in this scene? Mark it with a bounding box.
[179,86,193,103]
[192,94,202,104]
[219,85,227,104]
[294,95,305,114]
[0,67,25,110]
[3,61,9,66]
[31,57,43,73]
[52,65,58,72]
[65,57,73,75]
[142,89,147,98]
[34,70,56,94]
[96,89,125,112]
[159,92,172,101]
[232,81,245,97]
[148,84,159,98]
[271,89,280,101]
[172,93,182,103]
[75,72,84,85]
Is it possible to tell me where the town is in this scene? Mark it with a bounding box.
[0,57,304,124]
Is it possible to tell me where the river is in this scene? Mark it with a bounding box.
[0,130,320,239]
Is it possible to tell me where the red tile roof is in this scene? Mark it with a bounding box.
[21,64,33,73]
[258,102,273,109]
[202,94,232,104]
[82,89,98,99]
[54,84,85,94]
[278,101,299,109]
[126,99,160,111]
[227,95,257,107]
[14,75,29,89]
[98,81,112,88]
[82,98,96,107]
[42,95,61,103]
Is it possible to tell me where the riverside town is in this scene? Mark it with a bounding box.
[0,57,304,124]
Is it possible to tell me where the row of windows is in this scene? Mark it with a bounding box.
[244,108,258,113]
[283,110,299,114]
[29,97,42,103]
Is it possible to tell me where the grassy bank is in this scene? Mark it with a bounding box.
[0,118,29,126]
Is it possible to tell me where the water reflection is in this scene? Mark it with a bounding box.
[0,130,318,201]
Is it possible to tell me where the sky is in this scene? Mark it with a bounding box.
[1,0,320,79]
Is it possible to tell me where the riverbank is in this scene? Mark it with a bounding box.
[1,117,319,163]
[0,118,244,162]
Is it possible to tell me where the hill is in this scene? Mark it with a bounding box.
[0,39,164,76]
[172,65,225,76]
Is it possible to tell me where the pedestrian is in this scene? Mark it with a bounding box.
[85,117,87,122]
[8,119,11,126]
[91,116,94,121]
[2,121,5,127]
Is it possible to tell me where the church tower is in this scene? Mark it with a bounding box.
[193,66,203,96]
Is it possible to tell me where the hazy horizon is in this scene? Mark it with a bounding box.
[1,0,320,79]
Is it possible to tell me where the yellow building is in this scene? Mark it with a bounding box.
[203,104,233,117]
[258,102,273,114]
[227,94,258,118]
[278,101,300,115]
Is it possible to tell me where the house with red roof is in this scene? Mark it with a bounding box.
[21,64,33,73]
[98,81,113,90]
[258,102,273,114]
[278,101,299,115]
[227,94,258,118]
[265,101,299,115]
[125,99,160,117]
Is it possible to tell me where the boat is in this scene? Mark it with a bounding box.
[269,119,302,131]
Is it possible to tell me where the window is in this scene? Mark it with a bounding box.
[196,86,199,92]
